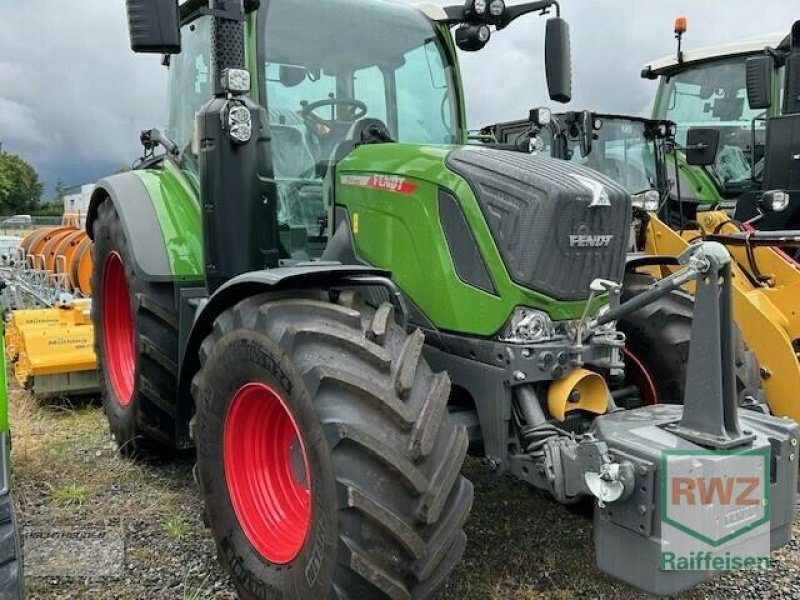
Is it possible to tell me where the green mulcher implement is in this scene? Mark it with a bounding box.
[89,1,798,598]
[0,333,24,599]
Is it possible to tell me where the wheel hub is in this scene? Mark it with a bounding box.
[102,252,135,406]
[223,382,312,564]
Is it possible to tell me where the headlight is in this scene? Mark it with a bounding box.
[220,68,251,94]
[456,23,491,51]
[227,104,252,144]
[473,0,487,15]
[593,118,603,130]
[760,190,790,212]
[489,0,505,17]
[530,107,551,126]
[631,189,660,212]
[500,308,555,344]
[228,105,251,124]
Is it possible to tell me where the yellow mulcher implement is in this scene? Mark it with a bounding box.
[638,210,800,421]
[4,299,99,398]
[2,216,98,399]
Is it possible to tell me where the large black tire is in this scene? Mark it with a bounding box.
[91,199,180,458]
[0,492,23,600]
[618,273,764,408]
[192,297,473,599]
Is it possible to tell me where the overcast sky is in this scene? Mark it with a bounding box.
[0,1,796,197]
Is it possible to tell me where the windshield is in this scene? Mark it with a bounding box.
[261,0,458,258]
[565,120,659,195]
[655,57,766,191]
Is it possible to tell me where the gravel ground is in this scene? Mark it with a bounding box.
[9,390,800,599]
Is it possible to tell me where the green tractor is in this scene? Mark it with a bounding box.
[0,335,24,599]
[88,1,798,598]
[643,17,800,230]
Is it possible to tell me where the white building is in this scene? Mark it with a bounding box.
[63,184,94,225]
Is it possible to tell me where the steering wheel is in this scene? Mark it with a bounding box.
[300,98,368,129]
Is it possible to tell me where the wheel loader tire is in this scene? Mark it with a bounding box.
[91,198,179,458]
[192,297,473,600]
[0,491,23,600]
[618,273,764,409]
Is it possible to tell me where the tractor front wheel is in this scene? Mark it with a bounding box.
[618,273,764,409]
[192,298,473,599]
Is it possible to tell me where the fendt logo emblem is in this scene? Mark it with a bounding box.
[569,224,614,248]
[340,173,418,194]
[569,234,614,248]
[570,173,611,208]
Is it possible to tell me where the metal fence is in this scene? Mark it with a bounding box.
[0,215,82,237]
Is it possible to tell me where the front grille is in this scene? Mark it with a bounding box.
[445,147,631,301]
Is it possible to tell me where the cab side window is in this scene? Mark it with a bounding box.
[166,16,212,176]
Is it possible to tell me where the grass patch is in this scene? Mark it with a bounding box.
[49,483,89,506]
[183,573,211,600]
[163,517,192,540]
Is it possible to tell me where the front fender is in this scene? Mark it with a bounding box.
[174,264,390,448]
[86,163,203,282]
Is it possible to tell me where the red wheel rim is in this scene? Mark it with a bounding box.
[622,348,659,406]
[102,252,135,406]
[223,382,312,564]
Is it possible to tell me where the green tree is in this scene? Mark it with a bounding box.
[0,152,43,214]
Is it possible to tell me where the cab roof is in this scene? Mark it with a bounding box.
[642,32,786,79]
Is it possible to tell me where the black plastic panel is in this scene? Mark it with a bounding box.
[445,147,630,301]
[438,189,497,295]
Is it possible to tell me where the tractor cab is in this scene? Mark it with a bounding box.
[166,0,569,262]
[166,0,458,260]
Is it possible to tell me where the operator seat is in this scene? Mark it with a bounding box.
[323,117,395,204]
[329,118,395,165]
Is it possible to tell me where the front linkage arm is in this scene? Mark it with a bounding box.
[530,241,756,505]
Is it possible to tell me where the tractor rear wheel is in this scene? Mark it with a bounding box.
[92,198,179,458]
[192,297,472,599]
[618,273,764,409]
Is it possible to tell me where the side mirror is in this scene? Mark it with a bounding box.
[545,18,572,103]
[745,55,773,110]
[580,111,593,157]
[685,128,720,166]
[126,0,181,54]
